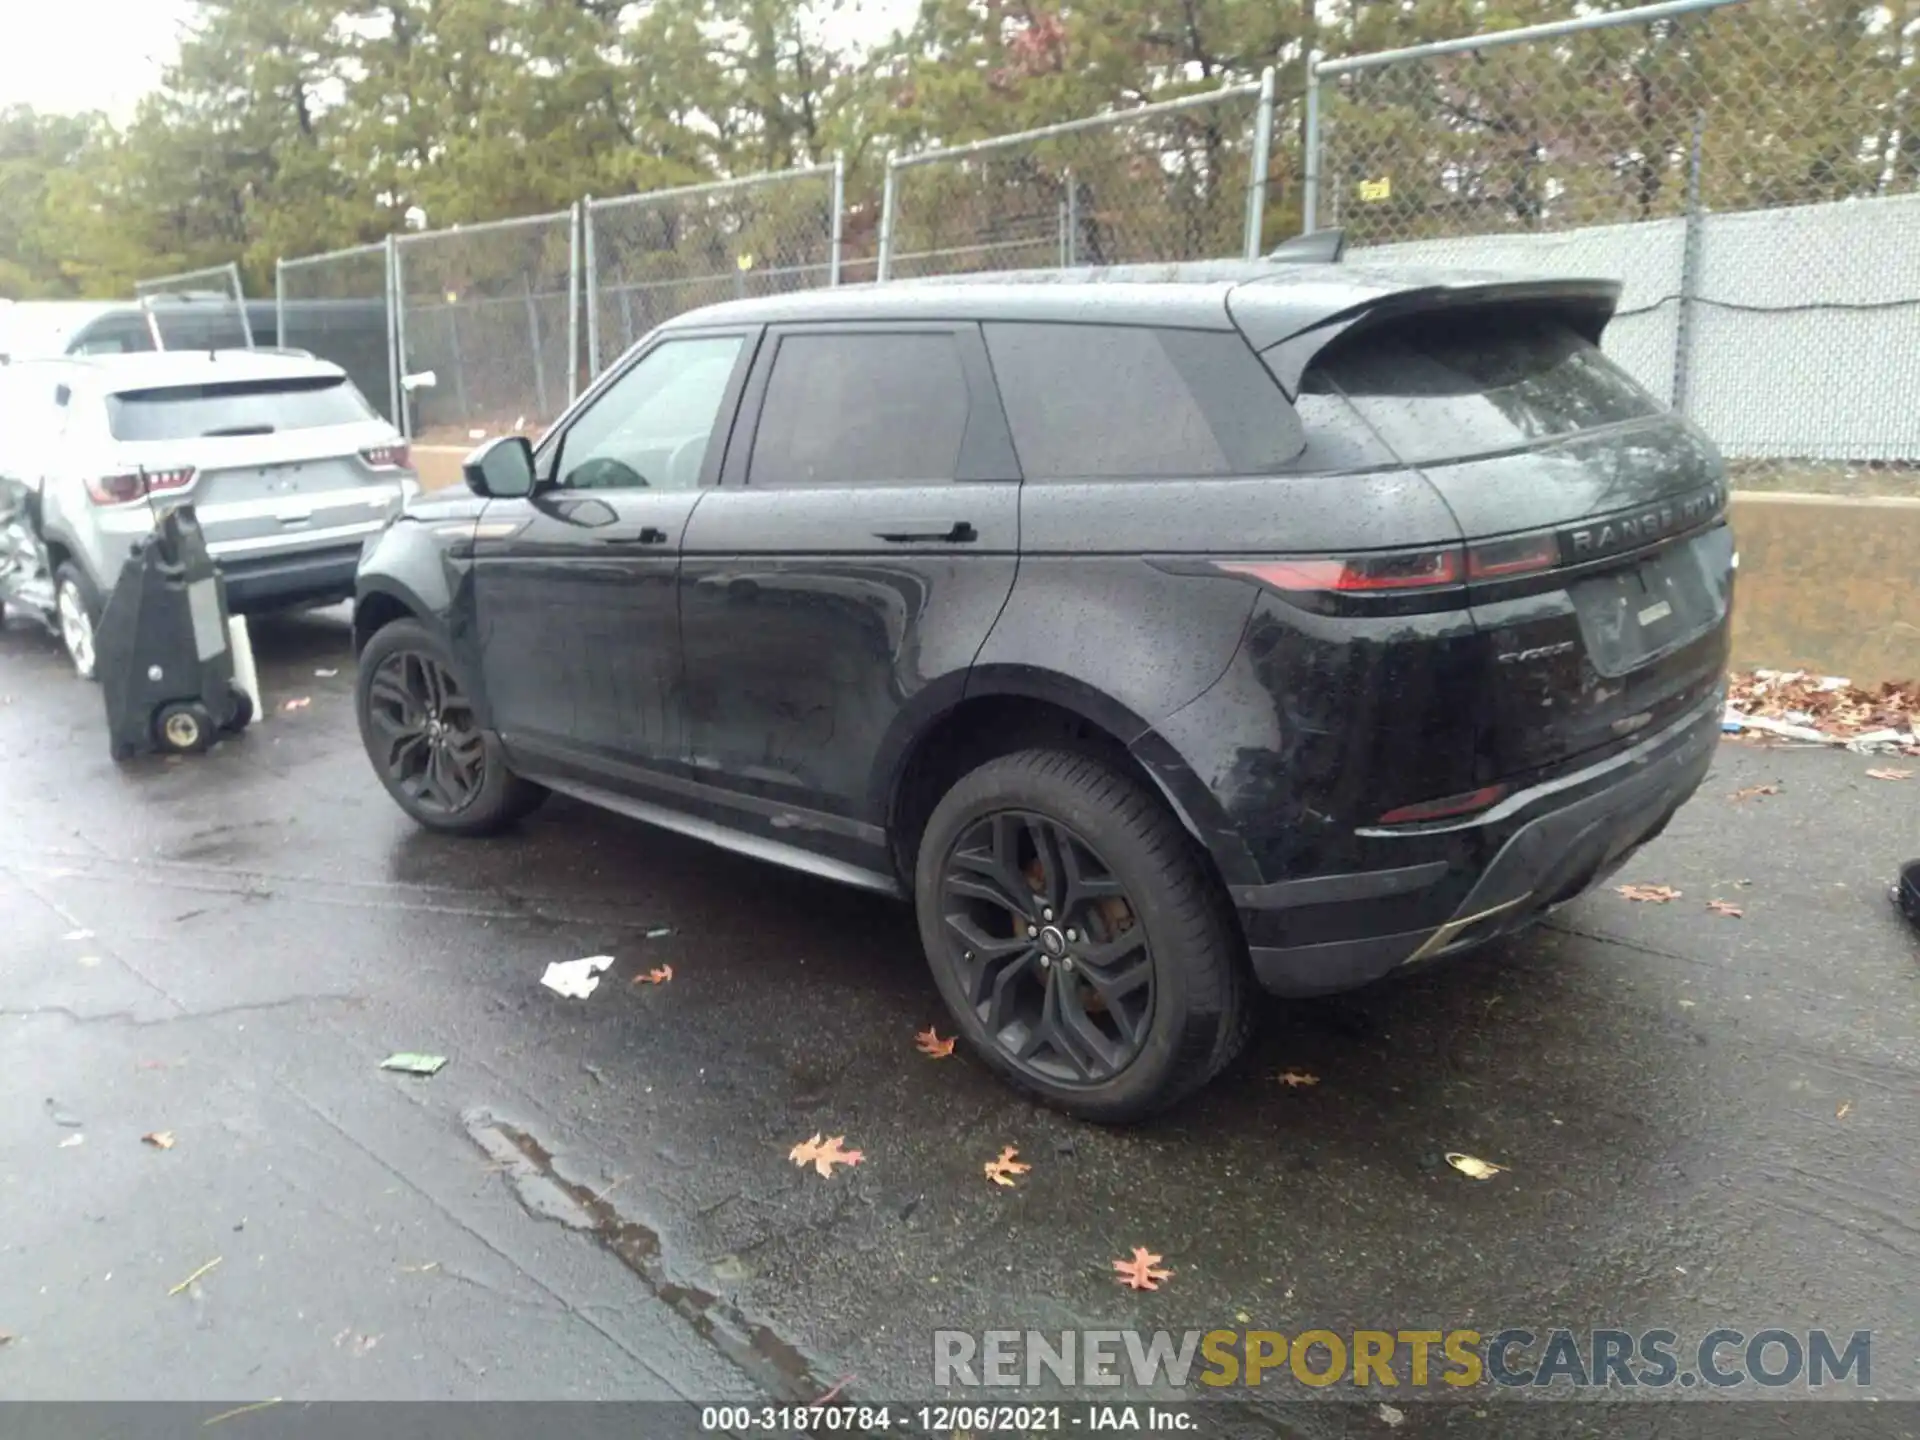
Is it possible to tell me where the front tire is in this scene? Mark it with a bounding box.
[914,748,1250,1123]
[355,617,545,836]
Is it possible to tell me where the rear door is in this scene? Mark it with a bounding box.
[102,373,405,560]
[1300,304,1733,779]
[677,323,1020,879]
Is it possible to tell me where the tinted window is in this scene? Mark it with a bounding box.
[984,323,1304,480]
[556,336,743,491]
[1305,310,1660,466]
[105,375,377,441]
[749,333,969,487]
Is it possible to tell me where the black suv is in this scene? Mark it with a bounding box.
[352,260,1732,1121]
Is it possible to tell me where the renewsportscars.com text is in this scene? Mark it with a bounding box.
[933,1327,1872,1391]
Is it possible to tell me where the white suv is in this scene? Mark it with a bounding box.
[0,350,416,677]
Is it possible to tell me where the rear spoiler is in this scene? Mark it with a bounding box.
[1232,275,1623,395]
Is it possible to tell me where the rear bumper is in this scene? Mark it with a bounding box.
[1238,693,1721,997]
[215,545,361,612]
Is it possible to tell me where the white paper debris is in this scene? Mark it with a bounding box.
[540,955,615,999]
[59,1134,85,1149]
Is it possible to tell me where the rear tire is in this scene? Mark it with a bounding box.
[914,747,1250,1123]
[355,617,546,836]
[223,686,254,732]
[54,562,102,682]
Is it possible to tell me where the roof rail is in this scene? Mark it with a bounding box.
[1267,228,1347,264]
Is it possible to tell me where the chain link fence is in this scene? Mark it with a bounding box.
[134,262,253,350]
[585,163,842,376]
[395,210,578,442]
[880,76,1277,281]
[276,241,397,425]
[1309,0,1920,494]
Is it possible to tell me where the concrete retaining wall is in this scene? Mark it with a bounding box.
[411,450,1917,684]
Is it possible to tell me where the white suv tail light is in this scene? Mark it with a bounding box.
[360,442,410,471]
[84,467,196,506]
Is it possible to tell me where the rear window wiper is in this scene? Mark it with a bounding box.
[200,424,276,437]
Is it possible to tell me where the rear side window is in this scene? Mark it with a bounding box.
[105,375,377,441]
[1305,309,1659,466]
[983,323,1304,480]
[749,333,970,487]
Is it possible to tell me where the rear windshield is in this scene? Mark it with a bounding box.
[1303,309,1660,466]
[105,375,376,441]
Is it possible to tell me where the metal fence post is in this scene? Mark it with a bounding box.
[1246,66,1276,258]
[384,235,402,431]
[583,195,600,378]
[393,238,412,440]
[1302,52,1323,235]
[1065,170,1078,267]
[226,261,254,348]
[829,153,846,287]
[1672,109,1707,415]
[878,152,898,283]
[567,199,583,406]
[274,258,286,348]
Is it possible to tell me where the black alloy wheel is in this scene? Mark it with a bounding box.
[365,648,486,816]
[937,809,1156,1086]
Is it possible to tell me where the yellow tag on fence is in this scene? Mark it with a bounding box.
[1357,177,1392,203]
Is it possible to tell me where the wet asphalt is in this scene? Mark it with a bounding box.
[2,605,1919,1434]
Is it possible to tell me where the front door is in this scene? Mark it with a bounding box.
[472,331,754,785]
[678,322,1021,883]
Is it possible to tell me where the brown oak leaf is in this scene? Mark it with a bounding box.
[789,1133,863,1178]
[631,965,673,985]
[1729,784,1781,801]
[915,1027,956,1059]
[142,1131,176,1150]
[983,1145,1030,1188]
[1866,768,1912,781]
[1276,1070,1320,1088]
[1706,900,1743,918]
[1112,1247,1172,1291]
[1616,884,1681,903]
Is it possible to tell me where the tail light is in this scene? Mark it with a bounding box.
[360,442,411,470]
[1216,534,1561,595]
[84,467,196,506]
[1217,547,1462,593]
[1377,783,1509,826]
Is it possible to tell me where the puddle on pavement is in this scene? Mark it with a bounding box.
[465,1108,829,1402]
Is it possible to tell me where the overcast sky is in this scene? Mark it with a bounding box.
[0,0,193,120]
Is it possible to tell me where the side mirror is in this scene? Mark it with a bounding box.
[464,435,536,499]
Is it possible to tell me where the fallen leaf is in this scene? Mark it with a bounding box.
[789,1133,863,1178]
[1706,900,1743,918]
[379,1053,448,1076]
[142,1131,176,1150]
[1866,768,1912,781]
[1276,1069,1320,1088]
[1378,1403,1406,1429]
[1616,883,1682,903]
[58,1134,84,1149]
[1445,1152,1507,1180]
[915,1027,956,1058]
[279,697,311,712]
[0,1332,11,1346]
[168,1256,222,1295]
[631,965,673,985]
[983,1145,1030,1188]
[1836,1100,1853,1120]
[1112,1247,1173,1291]
[1728,784,1781,801]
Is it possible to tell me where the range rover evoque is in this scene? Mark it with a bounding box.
[351,256,1734,1121]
